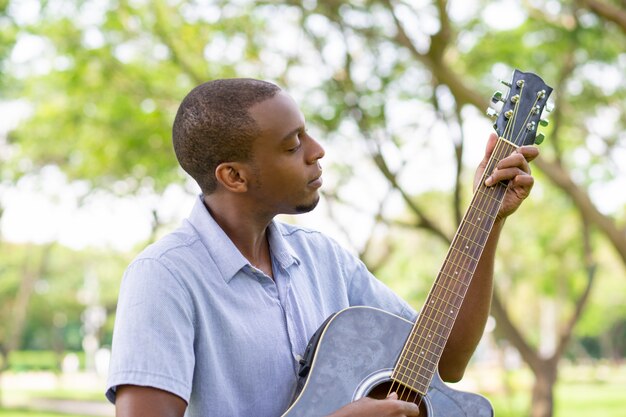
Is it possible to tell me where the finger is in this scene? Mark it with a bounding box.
[486,167,529,186]
[517,145,540,163]
[395,400,420,416]
[509,173,535,192]
[387,392,398,400]
[400,400,421,416]
[497,153,530,171]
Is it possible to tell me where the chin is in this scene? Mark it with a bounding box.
[294,196,320,214]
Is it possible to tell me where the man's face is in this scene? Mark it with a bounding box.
[246,91,325,216]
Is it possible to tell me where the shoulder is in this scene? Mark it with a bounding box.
[121,221,207,293]
[133,221,202,267]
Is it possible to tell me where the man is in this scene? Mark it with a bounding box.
[106,78,537,417]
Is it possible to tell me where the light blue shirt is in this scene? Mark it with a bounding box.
[106,196,416,416]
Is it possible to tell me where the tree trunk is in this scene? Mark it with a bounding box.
[530,362,557,417]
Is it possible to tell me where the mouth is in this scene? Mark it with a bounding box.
[308,174,323,189]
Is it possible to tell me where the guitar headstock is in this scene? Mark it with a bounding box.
[487,69,554,146]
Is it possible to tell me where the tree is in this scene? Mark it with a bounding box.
[1,1,624,417]
[280,1,625,417]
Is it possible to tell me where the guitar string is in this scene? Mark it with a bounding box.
[389,148,507,397]
[390,137,506,390]
[402,139,511,385]
[390,95,537,395]
[389,81,545,396]
[409,83,543,389]
[389,152,508,397]
[512,88,541,146]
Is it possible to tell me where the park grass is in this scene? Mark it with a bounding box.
[1,363,624,417]
[486,363,626,417]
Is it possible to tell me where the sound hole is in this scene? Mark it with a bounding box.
[366,380,428,416]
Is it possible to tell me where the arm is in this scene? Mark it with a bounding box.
[439,133,539,381]
[115,385,187,417]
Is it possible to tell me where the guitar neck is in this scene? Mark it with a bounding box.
[391,138,517,394]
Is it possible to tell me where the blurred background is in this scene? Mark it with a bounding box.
[0,0,625,416]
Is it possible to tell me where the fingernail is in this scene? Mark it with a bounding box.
[485,176,493,186]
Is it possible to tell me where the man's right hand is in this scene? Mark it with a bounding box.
[328,392,420,417]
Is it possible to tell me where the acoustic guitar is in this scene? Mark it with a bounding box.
[282,69,553,417]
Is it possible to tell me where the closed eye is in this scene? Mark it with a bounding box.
[287,143,301,153]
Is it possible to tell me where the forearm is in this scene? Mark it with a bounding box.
[438,218,504,381]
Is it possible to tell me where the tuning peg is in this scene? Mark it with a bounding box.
[539,119,549,127]
[500,80,512,88]
[545,102,555,113]
[491,91,505,103]
[535,133,545,145]
[486,108,499,119]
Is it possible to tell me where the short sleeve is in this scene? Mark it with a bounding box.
[346,257,418,323]
[105,258,195,404]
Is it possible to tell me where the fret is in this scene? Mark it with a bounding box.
[458,222,490,245]
[392,359,432,379]
[433,281,465,302]
[422,299,457,321]
[461,217,492,241]
[446,251,478,273]
[417,311,454,333]
[466,204,497,221]
[422,299,458,321]
[400,349,443,372]
[420,311,454,331]
[441,256,473,276]
[399,347,439,368]
[476,188,505,205]
[404,329,446,351]
[392,373,429,395]
[450,236,483,260]
[394,359,433,379]
[393,364,431,385]
[471,200,502,221]
[454,227,487,250]
[428,292,462,316]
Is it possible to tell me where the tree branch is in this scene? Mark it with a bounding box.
[153,0,205,85]
[534,157,626,265]
[580,0,626,34]
[370,149,452,245]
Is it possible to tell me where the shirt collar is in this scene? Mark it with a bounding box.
[187,196,301,283]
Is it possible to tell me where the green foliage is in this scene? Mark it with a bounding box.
[0,6,624,417]
[0,241,130,353]
[6,350,85,372]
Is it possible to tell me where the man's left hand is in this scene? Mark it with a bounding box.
[474,132,539,221]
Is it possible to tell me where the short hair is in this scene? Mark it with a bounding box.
[172,78,281,194]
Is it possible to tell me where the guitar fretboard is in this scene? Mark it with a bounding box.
[391,139,517,394]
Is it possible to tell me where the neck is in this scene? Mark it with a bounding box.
[203,193,274,275]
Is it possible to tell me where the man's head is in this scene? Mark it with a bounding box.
[172,78,281,194]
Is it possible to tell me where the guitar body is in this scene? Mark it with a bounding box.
[282,306,493,417]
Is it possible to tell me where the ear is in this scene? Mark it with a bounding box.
[214,162,250,193]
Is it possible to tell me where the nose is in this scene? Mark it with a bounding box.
[306,134,325,165]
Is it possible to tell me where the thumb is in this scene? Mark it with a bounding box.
[483,132,498,161]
